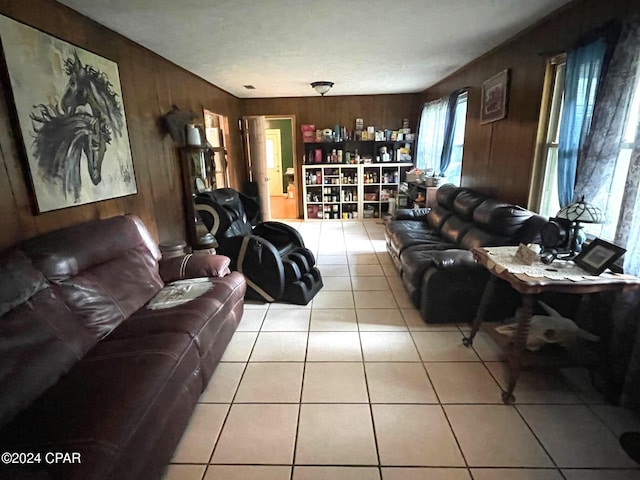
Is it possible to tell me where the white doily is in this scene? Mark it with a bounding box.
[482,246,600,281]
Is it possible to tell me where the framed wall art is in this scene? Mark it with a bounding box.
[480,69,510,124]
[0,14,136,213]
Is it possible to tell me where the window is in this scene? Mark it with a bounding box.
[535,49,640,275]
[415,92,468,186]
[415,97,448,174]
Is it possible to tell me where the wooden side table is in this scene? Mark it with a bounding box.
[462,246,640,403]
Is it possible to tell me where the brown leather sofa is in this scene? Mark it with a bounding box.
[385,184,547,323]
[0,214,246,480]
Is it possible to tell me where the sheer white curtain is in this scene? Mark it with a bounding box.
[415,98,448,173]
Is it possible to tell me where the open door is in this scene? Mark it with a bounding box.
[242,115,271,221]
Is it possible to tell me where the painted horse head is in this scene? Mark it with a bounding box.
[61,51,124,139]
[31,105,110,202]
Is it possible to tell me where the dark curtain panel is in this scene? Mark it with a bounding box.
[439,89,466,176]
[573,18,640,211]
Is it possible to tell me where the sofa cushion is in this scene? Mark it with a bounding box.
[453,189,488,220]
[440,216,474,244]
[426,204,455,230]
[107,272,246,382]
[0,332,201,480]
[435,184,462,209]
[472,199,534,236]
[0,249,95,428]
[22,215,164,340]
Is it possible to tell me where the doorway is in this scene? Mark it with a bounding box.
[242,115,298,220]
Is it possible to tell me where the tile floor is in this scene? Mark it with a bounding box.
[163,220,640,480]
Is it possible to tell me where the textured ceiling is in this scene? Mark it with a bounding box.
[56,0,573,98]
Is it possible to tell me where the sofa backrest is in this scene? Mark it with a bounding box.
[21,215,164,340]
[428,184,547,249]
[0,249,95,428]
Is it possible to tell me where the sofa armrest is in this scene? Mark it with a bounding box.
[159,253,231,283]
[394,208,430,221]
[421,249,480,270]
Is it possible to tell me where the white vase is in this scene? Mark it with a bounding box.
[186,125,201,146]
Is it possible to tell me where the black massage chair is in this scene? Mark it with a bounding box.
[195,188,323,304]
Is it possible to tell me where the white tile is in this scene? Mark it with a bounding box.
[376,252,395,265]
[445,405,554,467]
[561,470,640,480]
[485,362,581,404]
[351,276,390,291]
[319,264,351,277]
[200,362,245,403]
[385,275,404,291]
[357,308,407,331]
[365,362,438,403]
[427,362,502,403]
[559,367,607,404]
[294,466,380,480]
[382,264,400,277]
[212,404,298,464]
[322,276,353,291]
[402,309,461,331]
[243,300,269,310]
[171,403,229,463]
[162,465,206,480]
[295,404,378,465]
[313,290,355,309]
[360,332,421,361]
[381,467,471,480]
[204,466,291,480]
[307,332,363,361]
[350,264,385,277]
[590,405,640,436]
[517,404,639,468]
[469,330,505,361]
[220,331,258,362]
[354,290,398,309]
[261,308,311,331]
[317,255,348,265]
[391,287,415,308]
[302,362,369,403]
[412,331,480,361]
[470,469,563,480]
[372,404,464,466]
[250,332,308,361]
[236,309,266,331]
[348,253,380,265]
[310,309,358,331]
[234,362,303,402]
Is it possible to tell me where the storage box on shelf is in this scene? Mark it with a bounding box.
[303,163,413,220]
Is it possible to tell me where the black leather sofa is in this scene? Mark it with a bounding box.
[385,184,547,323]
[0,214,246,480]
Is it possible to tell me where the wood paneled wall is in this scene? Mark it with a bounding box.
[1,0,636,251]
[421,0,635,207]
[0,0,244,250]
[242,94,421,214]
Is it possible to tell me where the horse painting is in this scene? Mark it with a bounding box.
[29,51,124,202]
[0,14,136,212]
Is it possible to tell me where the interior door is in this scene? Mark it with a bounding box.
[266,128,283,196]
[242,115,271,220]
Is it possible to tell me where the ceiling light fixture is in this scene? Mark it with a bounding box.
[311,81,334,96]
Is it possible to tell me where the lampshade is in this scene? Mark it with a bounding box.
[311,81,334,96]
[556,196,603,223]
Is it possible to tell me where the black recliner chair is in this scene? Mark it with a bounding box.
[195,188,323,304]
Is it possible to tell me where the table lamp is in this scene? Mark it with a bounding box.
[555,196,603,257]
